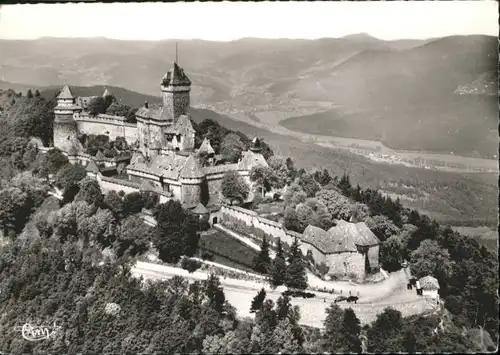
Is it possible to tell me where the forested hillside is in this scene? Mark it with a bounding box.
[0,83,497,352]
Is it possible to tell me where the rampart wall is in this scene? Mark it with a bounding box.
[75,114,138,145]
[219,204,374,280]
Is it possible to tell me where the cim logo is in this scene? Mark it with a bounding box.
[14,322,62,342]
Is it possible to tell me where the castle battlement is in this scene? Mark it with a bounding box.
[75,112,127,125]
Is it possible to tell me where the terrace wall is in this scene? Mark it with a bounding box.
[220,204,379,280]
[220,205,327,264]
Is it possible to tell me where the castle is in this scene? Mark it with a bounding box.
[52,62,268,212]
[51,61,381,279]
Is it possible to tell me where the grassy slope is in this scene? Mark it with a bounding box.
[199,230,259,272]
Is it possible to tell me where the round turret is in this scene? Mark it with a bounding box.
[53,85,82,153]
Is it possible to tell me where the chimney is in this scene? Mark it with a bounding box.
[144,100,149,109]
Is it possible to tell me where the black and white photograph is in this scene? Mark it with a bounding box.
[0,1,498,353]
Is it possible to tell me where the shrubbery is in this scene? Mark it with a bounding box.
[181,258,203,273]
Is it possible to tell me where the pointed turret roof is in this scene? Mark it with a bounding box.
[161,62,191,87]
[58,84,74,99]
[198,137,215,155]
[102,88,113,97]
[85,160,100,174]
[238,150,268,170]
[180,155,204,179]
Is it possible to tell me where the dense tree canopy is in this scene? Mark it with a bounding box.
[220,133,246,163]
[282,183,307,208]
[315,188,351,222]
[153,200,200,263]
[221,171,249,204]
[33,149,69,179]
[54,163,87,191]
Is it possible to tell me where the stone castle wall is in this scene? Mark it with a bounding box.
[219,204,376,280]
[206,175,224,206]
[181,180,202,208]
[326,252,366,278]
[367,245,380,271]
[76,115,138,145]
[162,90,190,120]
[182,131,195,151]
[54,118,78,149]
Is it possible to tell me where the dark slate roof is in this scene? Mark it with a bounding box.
[164,114,195,134]
[302,225,333,253]
[327,226,358,253]
[238,150,268,170]
[352,221,380,246]
[85,160,100,173]
[191,203,209,215]
[161,63,191,87]
[180,155,204,179]
[327,220,380,251]
[58,85,74,99]
[135,106,157,119]
[198,138,215,155]
[127,152,189,180]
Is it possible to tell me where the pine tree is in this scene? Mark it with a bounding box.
[339,308,362,353]
[285,258,308,290]
[35,89,40,97]
[287,237,302,264]
[270,239,287,287]
[250,288,266,313]
[27,89,33,98]
[322,304,345,351]
[253,236,271,274]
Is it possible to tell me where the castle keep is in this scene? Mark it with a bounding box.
[52,62,268,209]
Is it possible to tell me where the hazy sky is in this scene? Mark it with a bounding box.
[0,1,497,41]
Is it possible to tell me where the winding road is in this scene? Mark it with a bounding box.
[131,260,436,328]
